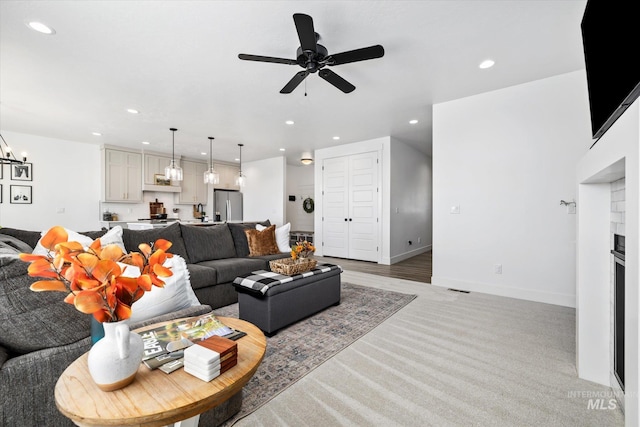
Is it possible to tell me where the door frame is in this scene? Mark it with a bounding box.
[314,138,386,263]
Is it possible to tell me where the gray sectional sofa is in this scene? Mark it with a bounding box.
[0,220,290,426]
[1,220,290,310]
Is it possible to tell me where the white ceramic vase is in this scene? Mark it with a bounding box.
[87,319,143,391]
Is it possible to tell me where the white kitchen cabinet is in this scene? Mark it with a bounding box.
[103,148,142,203]
[143,153,173,184]
[178,160,209,204]
[213,163,240,190]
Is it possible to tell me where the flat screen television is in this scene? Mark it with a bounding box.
[581,0,640,142]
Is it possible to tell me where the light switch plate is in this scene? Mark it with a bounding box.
[450,205,460,214]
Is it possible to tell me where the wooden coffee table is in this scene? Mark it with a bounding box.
[55,317,266,427]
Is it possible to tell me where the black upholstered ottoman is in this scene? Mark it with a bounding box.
[234,266,342,336]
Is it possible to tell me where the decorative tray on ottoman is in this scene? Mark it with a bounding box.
[269,258,317,275]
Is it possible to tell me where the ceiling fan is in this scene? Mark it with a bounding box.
[238,13,384,94]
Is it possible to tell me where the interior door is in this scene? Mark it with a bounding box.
[322,156,349,258]
[348,152,378,262]
[322,152,379,261]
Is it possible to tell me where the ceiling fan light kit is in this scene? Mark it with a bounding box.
[238,13,384,94]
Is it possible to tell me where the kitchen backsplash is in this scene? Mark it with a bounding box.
[100,190,213,223]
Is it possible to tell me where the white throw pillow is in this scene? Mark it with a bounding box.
[256,222,291,253]
[32,226,126,255]
[128,255,201,323]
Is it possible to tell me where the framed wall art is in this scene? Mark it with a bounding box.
[11,162,32,181]
[0,184,2,203]
[10,185,32,204]
[154,174,171,186]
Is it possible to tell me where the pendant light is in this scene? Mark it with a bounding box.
[0,133,27,165]
[165,128,183,181]
[236,143,246,188]
[203,137,220,185]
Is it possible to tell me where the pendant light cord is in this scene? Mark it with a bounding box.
[170,128,177,164]
[209,137,214,169]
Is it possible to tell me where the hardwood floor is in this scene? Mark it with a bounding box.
[315,250,432,283]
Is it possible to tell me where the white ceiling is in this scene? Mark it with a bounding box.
[0,1,587,165]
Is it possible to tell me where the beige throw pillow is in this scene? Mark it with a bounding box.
[245,225,281,256]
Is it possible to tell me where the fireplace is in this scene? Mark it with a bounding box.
[612,234,625,391]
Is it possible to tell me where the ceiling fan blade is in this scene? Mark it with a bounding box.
[238,54,297,65]
[280,70,310,94]
[293,13,317,52]
[318,69,355,93]
[329,45,385,66]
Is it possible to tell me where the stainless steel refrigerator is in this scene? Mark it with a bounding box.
[214,190,243,222]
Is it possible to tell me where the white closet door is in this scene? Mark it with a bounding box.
[322,156,349,258]
[348,152,378,262]
[321,151,379,262]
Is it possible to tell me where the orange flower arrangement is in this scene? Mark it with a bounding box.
[19,226,173,323]
[291,240,315,261]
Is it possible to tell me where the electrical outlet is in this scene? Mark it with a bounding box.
[494,264,502,274]
[418,237,421,244]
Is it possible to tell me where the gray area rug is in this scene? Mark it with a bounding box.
[213,282,417,426]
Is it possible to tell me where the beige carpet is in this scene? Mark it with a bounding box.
[232,271,624,427]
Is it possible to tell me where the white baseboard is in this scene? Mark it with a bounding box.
[387,245,431,265]
[431,276,575,308]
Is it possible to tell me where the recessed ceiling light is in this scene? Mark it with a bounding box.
[26,21,55,35]
[141,141,150,145]
[235,158,240,162]
[333,136,340,140]
[285,120,294,125]
[479,59,495,69]
[201,152,207,155]
[409,119,418,124]
[126,108,139,114]
[92,132,102,136]
[279,148,286,151]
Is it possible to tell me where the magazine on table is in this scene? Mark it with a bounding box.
[137,313,246,370]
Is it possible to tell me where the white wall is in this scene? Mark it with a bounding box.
[286,164,314,231]
[390,138,432,262]
[432,71,591,307]
[577,99,639,426]
[242,156,286,225]
[0,131,102,231]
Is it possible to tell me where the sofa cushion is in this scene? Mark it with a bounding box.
[185,263,218,290]
[197,257,266,284]
[0,228,45,250]
[128,255,201,323]
[0,257,90,354]
[257,222,291,253]
[180,224,237,263]
[122,222,191,263]
[227,220,271,258]
[0,234,33,258]
[33,226,120,255]
[245,225,281,256]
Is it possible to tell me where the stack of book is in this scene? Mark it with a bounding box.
[183,335,238,382]
[139,314,246,375]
